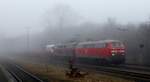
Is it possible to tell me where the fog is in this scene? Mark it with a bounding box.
[0,0,150,65]
[0,0,150,37]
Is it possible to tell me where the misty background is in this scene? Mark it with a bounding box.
[0,0,150,65]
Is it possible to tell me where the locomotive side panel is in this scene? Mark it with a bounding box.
[47,40,125,65]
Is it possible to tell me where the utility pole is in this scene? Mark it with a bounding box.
[26,27,31,53]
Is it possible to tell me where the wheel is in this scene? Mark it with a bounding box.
[98,58,109,65]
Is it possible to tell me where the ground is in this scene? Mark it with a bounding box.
[15,59,135,82]
[0,65,9,82]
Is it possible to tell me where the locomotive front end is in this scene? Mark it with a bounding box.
[108,41,125,64]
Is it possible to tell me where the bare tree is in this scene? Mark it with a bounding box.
[43,4,81,43]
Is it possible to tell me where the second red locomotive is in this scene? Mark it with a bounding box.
[47,40,125,65]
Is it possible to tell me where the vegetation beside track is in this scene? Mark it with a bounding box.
[0,65,9,82]
[15,59,135,82]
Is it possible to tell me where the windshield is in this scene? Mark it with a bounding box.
[112,42,124,48]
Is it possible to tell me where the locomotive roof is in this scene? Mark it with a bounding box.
[78,40,121,45]
[49,40,122,47]
[46,44,55,47]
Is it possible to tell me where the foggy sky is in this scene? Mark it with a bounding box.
[0,0,150,37]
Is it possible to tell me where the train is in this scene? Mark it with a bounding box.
[46,40,125,66]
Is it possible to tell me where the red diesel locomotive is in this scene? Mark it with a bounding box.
[75,40,125,64]
[47,40,125,65]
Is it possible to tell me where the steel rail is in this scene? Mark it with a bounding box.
[2,62,44,82]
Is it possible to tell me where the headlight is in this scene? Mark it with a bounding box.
[112,53,115,56]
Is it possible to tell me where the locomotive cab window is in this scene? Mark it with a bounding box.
[111,42,124,48]
[76,44,83,48]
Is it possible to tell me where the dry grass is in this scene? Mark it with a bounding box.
[16,60,135,82]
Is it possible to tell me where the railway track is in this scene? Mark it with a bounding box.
[75,64,150,82]
[49,61,150,82]
[1,61,44,82]
[2,58,150,82]
[117,64,150,72]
